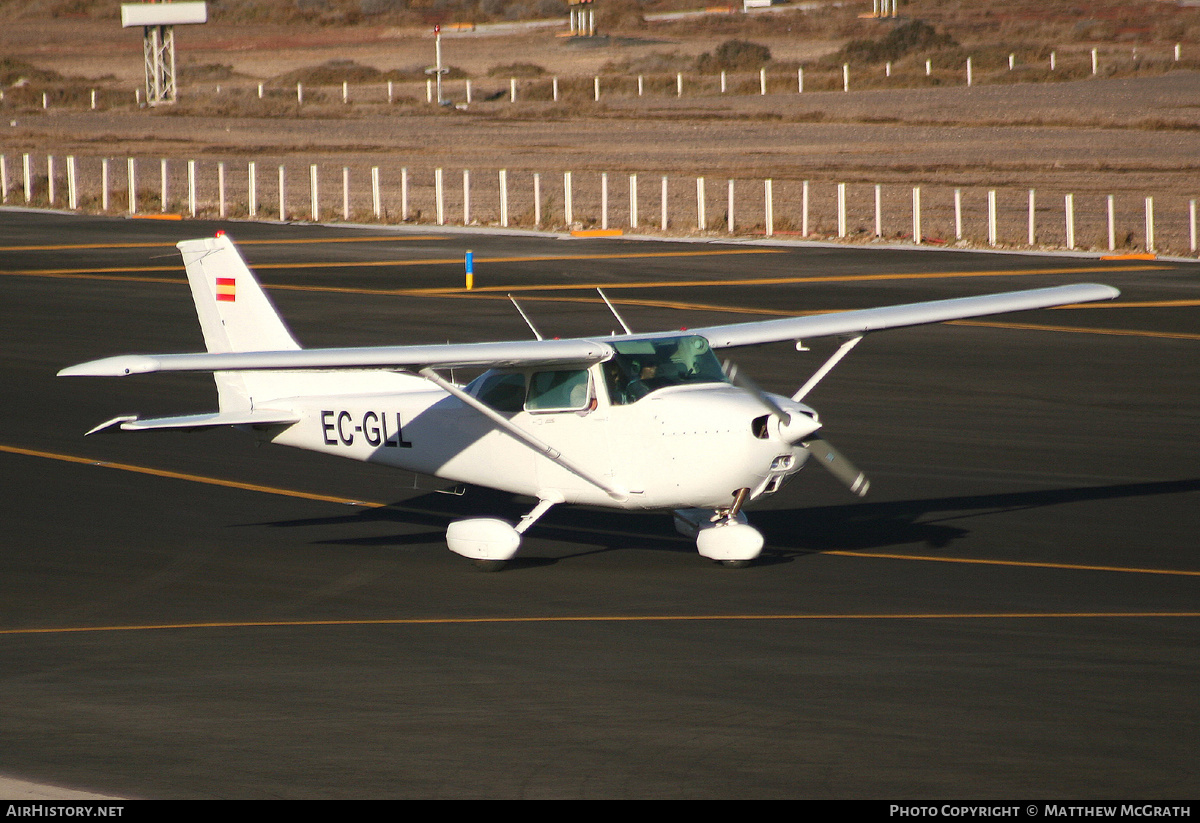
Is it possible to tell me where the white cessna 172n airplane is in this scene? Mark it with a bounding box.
[61,234,1119,568]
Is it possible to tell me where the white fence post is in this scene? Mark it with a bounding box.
[297,82,303,104]
[401,167,408,221]
[802,180,809,237]
[661,176,668,231]
[127,157,137,214]
[1145,196,1155,252]
[875,184,882,237]
[629,174,638,229]
[594,76,600,102]
[160,158,168,212]
[310,164,319,222]
[764,179,774,237]
[0,155,6,203]
[696,176,705,230]
[1190,199,1197,255]
[371,167,380,219]
[1026,189,1036,246]
[837,182,846,237]
[553,77,559,102]
[187,159,196,217]
[759,68,766,96]
[219,161,227,218]
[1065,193,1075,250]
[278,165,286,222]
[47,155,55,205]
[797,67,803,94]
[728,179,735,233]
[249,161,257,217]
[510,78,516,103]
[954,188,963,240]
[534,172,542,227]
[463,169,471,225]
[435,167,444,225]
[676,73,683,97]
[843,64,850,92]
[499,169,509,228]
[912,186,921,244]
[966,56,973,87]
[987,189,997,246]
[1107,195,1116,251]
[101,158,109,211]
[637,75,643,97]
[601,172,609,230]
[564,171,573,226]
[66,155,77,210]
[342,166,350,221]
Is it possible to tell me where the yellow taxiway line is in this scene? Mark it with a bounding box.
[0,236,439,252]
[2,442,1197,579]
[2,611,1198,637]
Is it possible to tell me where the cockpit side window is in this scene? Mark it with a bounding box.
[470,371,526,412]
[526,369,592,412]
[603,335,728,405]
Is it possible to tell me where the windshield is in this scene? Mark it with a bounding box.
[602,335,728,405]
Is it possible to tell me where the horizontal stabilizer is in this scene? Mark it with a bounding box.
[85,410,299,435]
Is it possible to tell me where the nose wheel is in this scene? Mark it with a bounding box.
[674,490,764,568]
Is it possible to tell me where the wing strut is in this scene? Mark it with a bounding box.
[793,334,864,402]
[417,368,627,502]
[508,294,544,340]
[598,289,634,335]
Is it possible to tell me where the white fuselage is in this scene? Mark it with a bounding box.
[266,363,813,511]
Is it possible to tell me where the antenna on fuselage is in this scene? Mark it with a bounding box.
[507,294,543,340]
[597,288,633,335]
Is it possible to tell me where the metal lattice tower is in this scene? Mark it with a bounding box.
[143,24,177,106]
[121,3,208,107]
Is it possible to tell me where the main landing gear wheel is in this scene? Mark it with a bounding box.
[471,559,507,572]
[718,559,753,569]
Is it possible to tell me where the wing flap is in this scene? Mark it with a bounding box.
[60,339,613,378]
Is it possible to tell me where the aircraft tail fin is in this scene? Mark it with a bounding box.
[178,234,300,355]
[177,234,301,413]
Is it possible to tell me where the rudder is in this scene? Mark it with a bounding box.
[177,234,300,413]
[177,234,300,355]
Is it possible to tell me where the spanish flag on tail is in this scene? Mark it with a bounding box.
[215,277,236,302]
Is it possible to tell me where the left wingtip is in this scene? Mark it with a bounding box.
[58,355,161,378]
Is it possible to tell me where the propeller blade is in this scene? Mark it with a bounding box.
[804,435,870,497]
[723,360,791,424]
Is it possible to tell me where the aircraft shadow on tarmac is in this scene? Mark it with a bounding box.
[242,477,1200,568]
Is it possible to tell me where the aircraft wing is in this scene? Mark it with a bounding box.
[58,338,613,378]
[683,283,1120,349]
[59,283,1117,378]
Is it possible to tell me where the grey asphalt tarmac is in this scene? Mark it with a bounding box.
[1,211,1197,799]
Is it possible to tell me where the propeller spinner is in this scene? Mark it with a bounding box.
[724,359,870,498]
